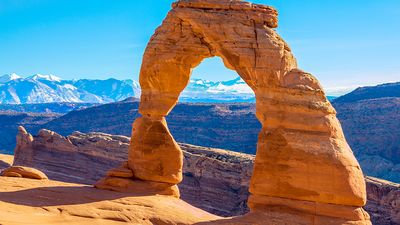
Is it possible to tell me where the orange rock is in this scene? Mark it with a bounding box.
[1,171,22,178]
[95,177,180,198]
[106,0,371,223]
[0,177,218,225]
[1,166,48,180]
[106,167,134,178]
[128,116,183,184]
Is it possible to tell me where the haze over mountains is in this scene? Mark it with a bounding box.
[0,73,140,104]
[0,81,399,183]
[0,73,339,104]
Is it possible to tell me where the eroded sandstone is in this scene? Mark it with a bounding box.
[121,0,371,224]
[13,129,398,224]
[13,128,252,216]
[0,177,219,225]
[1,166,48,180]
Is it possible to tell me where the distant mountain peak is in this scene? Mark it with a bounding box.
[333,81,400,103]
[28,74,62,82]
[0,73,22,83]
[0,74,141,104]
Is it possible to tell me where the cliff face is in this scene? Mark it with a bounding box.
[0,112,57,154]
[29,96,398,184]
[12,128,400,224]
[2,95,399,184]
[39,101,260,155]
[365,177,400,225]
[13,128,252,216]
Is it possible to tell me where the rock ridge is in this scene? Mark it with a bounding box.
[12,128,399,224]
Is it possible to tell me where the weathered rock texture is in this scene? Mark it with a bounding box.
[123,0,370,224]
[13,129,399,224]
[13,128,252,216]
[0,177,220,225]
[30,93,399,183]
[365,177,400,225]
[0,112,57,154]
[0,166,48,180]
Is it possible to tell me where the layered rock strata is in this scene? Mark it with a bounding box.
[123,0,371,224]
[365,177,400,225]
[13,129,399,224]
[13,128,251,216]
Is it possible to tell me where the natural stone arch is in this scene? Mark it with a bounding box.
[99,0,371,224]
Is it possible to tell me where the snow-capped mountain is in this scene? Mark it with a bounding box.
[0,73,21,83]
[0,73,256,104]
[0,74,141,104]
[181,77,255,102]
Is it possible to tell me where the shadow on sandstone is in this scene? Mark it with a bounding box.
[0,160,10,169]
[0,185,159,207]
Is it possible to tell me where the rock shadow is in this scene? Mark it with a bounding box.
[0,185,157,207]
[0,160,10,170]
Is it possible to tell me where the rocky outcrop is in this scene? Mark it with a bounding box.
[365,177,400,225]
[28,92,399,184]
[13,128,399,224]
[125,0,370,223]
[0,112,57,154]
[1,175,397,225]
[13,128,251,216]
[13,128,131,184]
[0,177,219,225]
[1,166,48,180]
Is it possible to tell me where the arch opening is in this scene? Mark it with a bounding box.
[96,1,371,223]
[167,56,259,155]
[180,57,255,103]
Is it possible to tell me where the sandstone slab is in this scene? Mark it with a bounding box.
[95,177,180,198]
[10,129,398,224]
[0,177,219,225]
[1,166,48,180]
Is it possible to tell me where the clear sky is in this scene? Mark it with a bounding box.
[0,0,399,94]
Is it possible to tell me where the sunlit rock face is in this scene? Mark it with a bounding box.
[96,0,373,224]
[10,129,398,224]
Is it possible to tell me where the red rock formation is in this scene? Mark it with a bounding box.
[365,177,400,225]
[12,128,399,224]
[106,0,371,224]
[1,166,48,180]
[0,177,220,225]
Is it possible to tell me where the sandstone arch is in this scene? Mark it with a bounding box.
[103,0,371,224]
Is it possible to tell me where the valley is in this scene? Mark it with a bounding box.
[1,81,399,184]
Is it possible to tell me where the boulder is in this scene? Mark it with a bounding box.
[1,166,48,180]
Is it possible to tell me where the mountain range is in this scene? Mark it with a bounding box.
[0,73,140,104]
[0,81,398,182]
[0,73,338,104]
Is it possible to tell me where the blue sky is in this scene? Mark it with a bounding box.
[0,0,399,94]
